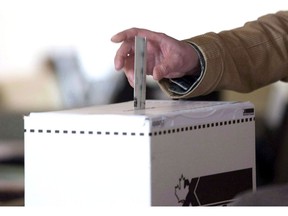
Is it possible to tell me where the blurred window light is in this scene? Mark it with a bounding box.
[0,0,287,80]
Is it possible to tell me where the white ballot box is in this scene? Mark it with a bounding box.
[24,100,256,206]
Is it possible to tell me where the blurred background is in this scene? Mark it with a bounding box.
[0,0,288,206]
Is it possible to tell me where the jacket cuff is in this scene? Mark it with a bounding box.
[163,43,205,96]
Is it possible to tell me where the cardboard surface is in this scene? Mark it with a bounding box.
[24,100,256,206]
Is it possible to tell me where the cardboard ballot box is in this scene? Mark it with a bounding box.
[24,100,256,206]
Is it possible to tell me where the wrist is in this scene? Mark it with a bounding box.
[186,42,205,77]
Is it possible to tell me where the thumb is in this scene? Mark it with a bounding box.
[153,63,169,81]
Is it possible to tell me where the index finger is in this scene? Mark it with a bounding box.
[111,28,142,43]
[111,27,164,44]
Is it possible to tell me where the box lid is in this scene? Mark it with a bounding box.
[24,100,254,132]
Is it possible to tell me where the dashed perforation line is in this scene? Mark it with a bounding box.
[25,117,255,137]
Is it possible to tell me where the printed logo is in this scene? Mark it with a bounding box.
[174,168,253,206]
[174,175,190,205]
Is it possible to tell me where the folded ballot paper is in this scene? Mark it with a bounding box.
[24,100,256,206]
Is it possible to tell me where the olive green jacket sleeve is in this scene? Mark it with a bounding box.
[158,11,288,99]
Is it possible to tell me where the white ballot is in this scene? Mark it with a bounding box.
[24,100,256,206]
[134,36,147,110]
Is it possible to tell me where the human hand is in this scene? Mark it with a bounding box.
[111,28,200,87]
